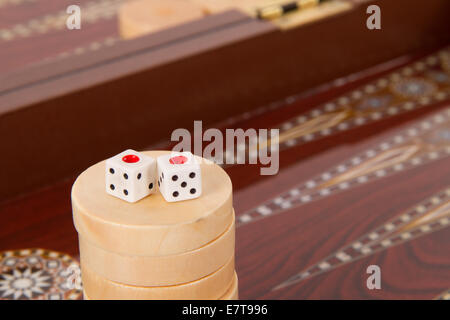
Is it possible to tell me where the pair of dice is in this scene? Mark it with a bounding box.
[105,150,201,203]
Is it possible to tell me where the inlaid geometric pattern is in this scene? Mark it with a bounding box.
[0,0,34,9]
[224,47,450,163]
[273,187,450,291]
[39,36,120,64]
[237,108,450,226]
[0,249,81,300]
[0,0,124,41]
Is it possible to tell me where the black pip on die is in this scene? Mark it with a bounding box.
[105,149,156,203]
[157,152,202,202]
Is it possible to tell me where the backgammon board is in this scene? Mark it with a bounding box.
[0,0,449,300]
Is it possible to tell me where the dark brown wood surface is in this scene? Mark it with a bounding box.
[0,0,449,300]
[2,50,450,298]
[235,156,450,299]
[1,0,450,201]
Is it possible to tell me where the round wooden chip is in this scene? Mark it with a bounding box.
[220,272,238,300]
[80,213,235,286]
[119,0,206,39]
[84,272,237,300]
[0,248,82,300]
[82,255,235,300]
[72,150,233,256]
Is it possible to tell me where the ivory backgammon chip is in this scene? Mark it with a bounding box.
[79,214,235,286]
[83,273,238,300]
[81,255,235,300]
[72,150,233,256]
[72,150,236,299]
[219,272,239,300]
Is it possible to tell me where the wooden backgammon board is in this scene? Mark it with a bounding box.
[0,0,449,300]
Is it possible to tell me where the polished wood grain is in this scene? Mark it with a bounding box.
[2,0,450,200]
[1,0,449,300]
[1,94,449,300]
[0,0,121,73]
[266,227,450,299]
[235,156,450,299]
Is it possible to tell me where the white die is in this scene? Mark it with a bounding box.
[105,149,156,203]
[157,152,202,202]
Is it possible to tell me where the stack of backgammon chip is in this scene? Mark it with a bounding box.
[71,151,237,300]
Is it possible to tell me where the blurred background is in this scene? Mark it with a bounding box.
[0,0,449,300]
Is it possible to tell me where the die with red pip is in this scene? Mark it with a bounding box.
[105,149,156,203]
[156,152,202,203]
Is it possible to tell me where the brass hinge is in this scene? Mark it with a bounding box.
[257,0,353,30]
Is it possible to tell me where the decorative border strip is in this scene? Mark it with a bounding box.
[237,108,450,226]
[38,36,120,65]
[54,33,406,128]
[204,59,397,132]
[273,187,450,291]
[0,0,124,41]
[223,48,450,163]
[272,49,450,146]
[0,0,34,9]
